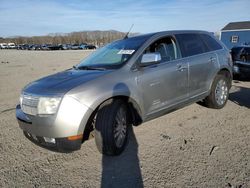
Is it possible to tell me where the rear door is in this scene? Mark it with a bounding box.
[175,33,220,97]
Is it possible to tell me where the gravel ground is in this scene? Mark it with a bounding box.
[0,50,249,188]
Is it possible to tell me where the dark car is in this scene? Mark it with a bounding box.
[40,44,50,50]
[27,44,34,50]
[231,46,250,79]
[71,44,81,50]
[17,44,29,50]
[61,44,72,50]
[84,44,96,49]
[16,44,23,50]
[78,43,88,49]
[33,45,41,50]
[48,44,64,50]
[28,44,41,50]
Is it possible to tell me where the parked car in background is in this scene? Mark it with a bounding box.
[33,44,42,50]
[79,43,88,50]
[16,30,232,156]
[40,44,50,50]
[0,43,8,49]
[3,43,96,50]
[48,44,63,50]
[27,44,35,50]
[17,44,29,50]
[61,44,72,50]
[231,46,250,79]
[17,44,22,50]
[7,43,16,49]
[71,44,80,50]
[84,44,96,49]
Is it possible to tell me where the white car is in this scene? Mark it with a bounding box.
[8,43,16,49]
[0,43,8,49]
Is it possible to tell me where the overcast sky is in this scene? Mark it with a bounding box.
[0,0,249,37]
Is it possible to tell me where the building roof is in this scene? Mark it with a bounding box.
[222,21,250,31]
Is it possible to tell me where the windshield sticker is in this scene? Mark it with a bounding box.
[117,49,135,55]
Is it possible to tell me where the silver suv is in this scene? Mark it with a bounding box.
[16,31,232,155]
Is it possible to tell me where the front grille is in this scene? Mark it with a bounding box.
[21,94,39,115]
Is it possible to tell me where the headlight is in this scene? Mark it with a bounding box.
[37,97,61,115]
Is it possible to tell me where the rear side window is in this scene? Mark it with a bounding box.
[175,34,209,57]
[200,34,222,51]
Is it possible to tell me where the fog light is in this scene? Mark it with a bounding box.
[44,137,56,144]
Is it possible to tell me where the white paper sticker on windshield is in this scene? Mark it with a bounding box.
[117,49,135,55]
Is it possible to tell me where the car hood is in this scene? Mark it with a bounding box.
[23,69,112,96]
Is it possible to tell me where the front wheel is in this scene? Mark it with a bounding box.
[94,99,129,156]
[204,74,230,109]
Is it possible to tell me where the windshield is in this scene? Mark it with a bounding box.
[76,35,149,69]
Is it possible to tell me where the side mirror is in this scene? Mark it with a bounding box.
[140,53,161,67]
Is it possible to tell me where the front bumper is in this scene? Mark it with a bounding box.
[23,130,82,151]
[16,96,93,149]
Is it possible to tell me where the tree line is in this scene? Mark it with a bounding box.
[0,30,131,46]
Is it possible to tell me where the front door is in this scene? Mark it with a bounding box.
[137,36,188,117]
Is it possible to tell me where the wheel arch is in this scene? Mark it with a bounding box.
[82,95,142,141]
[209,68,232,92]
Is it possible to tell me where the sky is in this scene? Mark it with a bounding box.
[0,0,250,37]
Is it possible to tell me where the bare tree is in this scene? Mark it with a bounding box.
[0,30,131,46]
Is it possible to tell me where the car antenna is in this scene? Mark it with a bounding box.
[123,24,134,39]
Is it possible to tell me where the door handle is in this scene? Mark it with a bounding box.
[209,57,216,63]
[176,64,187,71]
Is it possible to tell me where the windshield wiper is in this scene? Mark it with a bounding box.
[74,65,106,71]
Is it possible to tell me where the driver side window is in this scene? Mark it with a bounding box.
[144,36,180,63]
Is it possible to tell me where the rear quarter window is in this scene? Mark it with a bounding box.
[200,34,222,51]
[175,33,209,57]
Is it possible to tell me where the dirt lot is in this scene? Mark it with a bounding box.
[0,50,249,188]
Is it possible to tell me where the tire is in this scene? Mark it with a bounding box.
[94,99,129,156]
[204,74,230,109]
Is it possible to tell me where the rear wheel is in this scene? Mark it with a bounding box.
[204,74,230,109]
[94,99,129,156]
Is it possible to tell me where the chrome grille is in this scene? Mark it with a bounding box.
[21,94,39,115]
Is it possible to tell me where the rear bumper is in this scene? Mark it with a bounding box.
[233,61,250,75]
